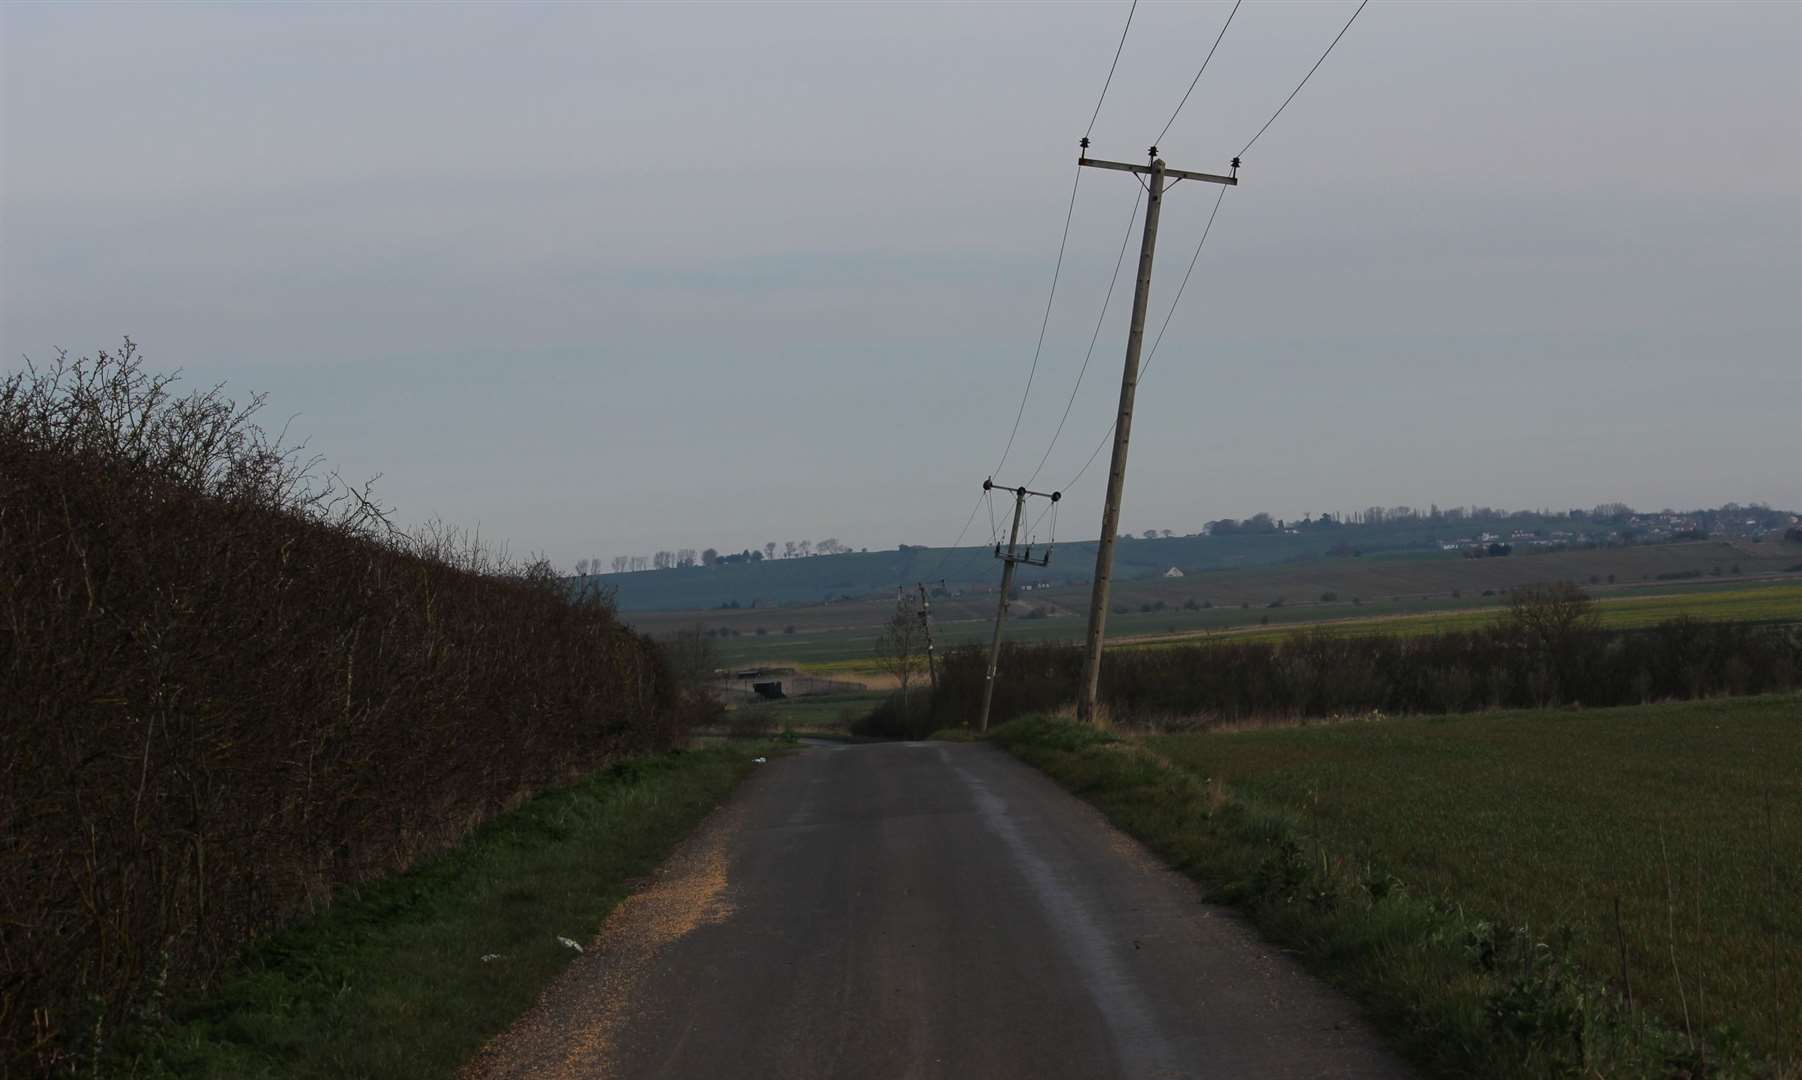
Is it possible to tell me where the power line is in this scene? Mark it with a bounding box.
[1239,0,1370,158]
[991,164,1084,480]
[929,0,1141,578]
[1084,0,1139,140]
[1061,183,1231,494]
[1024,183,1145,490]
[994,0,1140,479]
[1153,0,1243,148]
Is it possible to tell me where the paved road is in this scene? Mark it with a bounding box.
[466,741,1411,1080]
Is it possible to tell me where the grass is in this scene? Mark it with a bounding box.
[992,696,1802,1078]
[110,742,781,1079]
[722,690,890,734]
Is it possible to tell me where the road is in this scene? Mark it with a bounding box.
[465,741,1411,1080]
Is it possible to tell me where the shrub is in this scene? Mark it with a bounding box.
[850,690,936,739]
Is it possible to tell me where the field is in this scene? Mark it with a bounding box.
[1146,695,1801,1064]
[672,578,1802,678]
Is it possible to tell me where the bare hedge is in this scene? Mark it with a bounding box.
[930,590,1802,729]
[1,345,686,1072]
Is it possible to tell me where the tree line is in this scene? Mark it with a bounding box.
[576,537,860,575]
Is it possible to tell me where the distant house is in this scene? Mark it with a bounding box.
[1163,566,1185,578]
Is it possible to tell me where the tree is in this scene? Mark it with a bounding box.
[676,548,697,568]
[574,558,590,576]
[653,550,674,570]
[665,624,718,692]
[611,555,629,573]
[783,541,796,559]
[765,542,777,561]
[1496,581,1598,657]
[874,594,927,709]
[702,547,720,567]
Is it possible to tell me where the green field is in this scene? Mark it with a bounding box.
[1146,695,1801,1065]
[689,580,1802,675]
[1119,581,1802,649]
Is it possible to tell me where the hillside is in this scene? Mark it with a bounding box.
[589,512,1797,614]
[584,509,1797,613]
[626,538,1802,665]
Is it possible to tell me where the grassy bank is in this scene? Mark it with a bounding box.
[108,743,779,1079]
[992,697,1801,1078]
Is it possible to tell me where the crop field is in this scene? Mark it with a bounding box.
[1144,694,1802,1062]
[1119,582,1802,649]
[694,581,1802,676]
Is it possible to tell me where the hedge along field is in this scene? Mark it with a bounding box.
[924,588,1802,733]
[0,345,698,1074]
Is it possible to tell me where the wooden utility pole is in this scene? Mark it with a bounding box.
[1077,145,1238,727]
[977,479,1059,734]
[916,581,939,691]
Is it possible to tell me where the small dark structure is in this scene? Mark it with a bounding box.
[752,681,786,700]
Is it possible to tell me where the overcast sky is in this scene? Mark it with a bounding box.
[4,1,1798,567]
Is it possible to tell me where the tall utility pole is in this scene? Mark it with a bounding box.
[1076,144,1238,726]
[916,581,940,691]
[977,479,1059,734]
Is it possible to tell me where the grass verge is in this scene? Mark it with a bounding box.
[107,742,781,1079]
[991,700,1800,1079]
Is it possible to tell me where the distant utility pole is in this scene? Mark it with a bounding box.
[1077,142,1238,727]
[916,581,940,691]
[978,479,1060,734]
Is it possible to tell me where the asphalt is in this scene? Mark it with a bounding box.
[464,741,1412,1080]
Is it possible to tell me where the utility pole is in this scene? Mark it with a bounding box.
[1076,142,1238,727]
[916,581,939,691]
[977,479,1059,734]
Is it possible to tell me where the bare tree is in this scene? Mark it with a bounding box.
[611,555,629,573]
[874,594,926,708]
[574,558,590,576]
[764,542,777,561]
[783,541,796,559]
[1497,581,1598,655]
[665,623,719,692]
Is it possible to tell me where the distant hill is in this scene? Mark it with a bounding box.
[579,506,1797,613]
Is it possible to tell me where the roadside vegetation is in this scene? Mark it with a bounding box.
[993,696,1801,1077]
[111,743,780,1079]
[922,585,1802,730]
[0,346,709,1073]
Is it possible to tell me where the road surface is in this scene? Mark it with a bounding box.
[465,740,1411,1080]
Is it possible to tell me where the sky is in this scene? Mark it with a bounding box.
[4,0,1798,568]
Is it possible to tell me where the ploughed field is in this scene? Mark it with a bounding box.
[1144,694,1802,1062]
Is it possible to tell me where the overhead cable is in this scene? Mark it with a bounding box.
[1152,0,1243,148]
[1239,0,1370,158]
